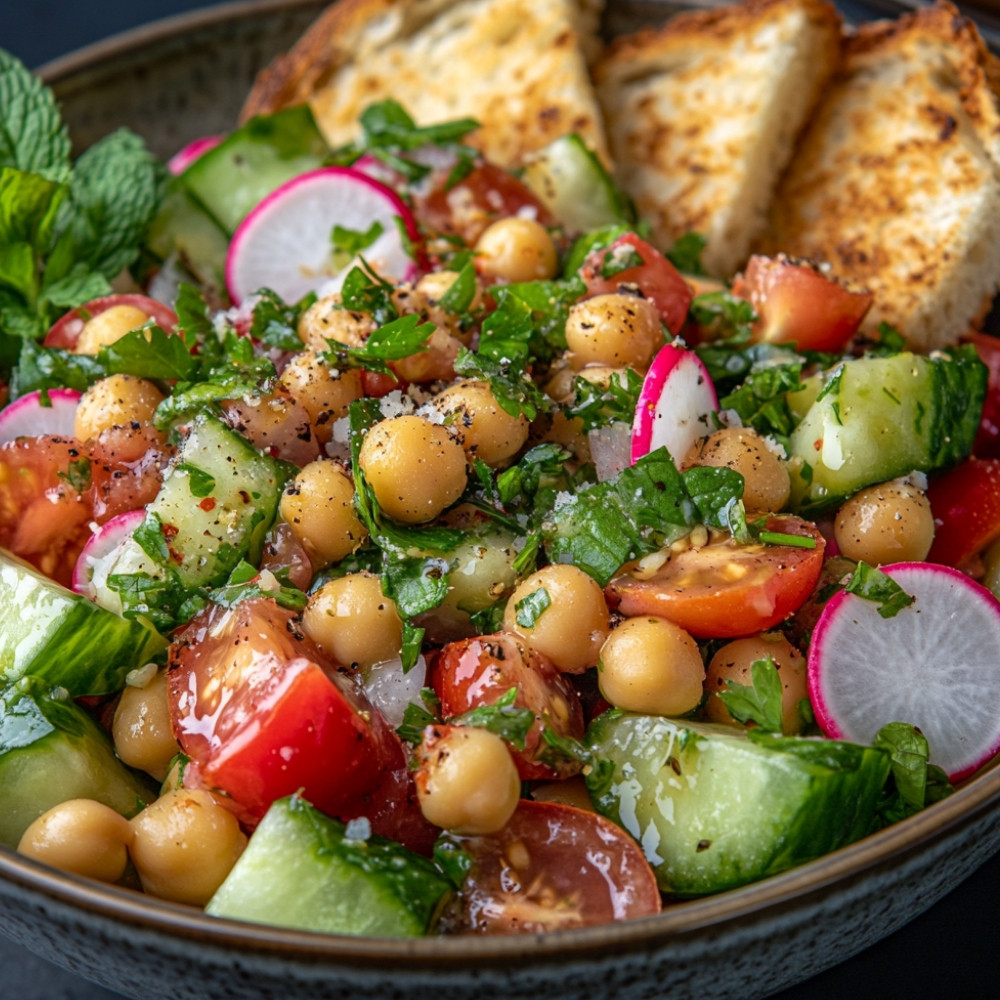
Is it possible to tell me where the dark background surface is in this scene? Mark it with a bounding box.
[2,1,1000,997]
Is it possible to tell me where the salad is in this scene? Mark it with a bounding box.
[2,43,1000,939]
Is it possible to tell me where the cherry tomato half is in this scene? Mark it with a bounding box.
[580,232,694,336]
[44,294,179,350]
[167,597,398,822]
[606,515,826,639]
[927,457,1000,569]
[443,799,661,933]
[730,255,872,353]
[430,632,585,781]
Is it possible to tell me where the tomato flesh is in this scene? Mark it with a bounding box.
[430,633,585,781]
[168,597,396,822]
[730,255,872,353]
[43,293,179,350]
[446,799,661,933]
[927,458,1000,569]
[606,515,826,639]
[580,233,694,335]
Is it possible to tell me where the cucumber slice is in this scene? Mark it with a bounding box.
[182,105,331,235]
[0,549,166,696]
[786,348,986,511]
[0,676,154,848]
[105,414,283,623]
[206,795,452,937]
[520,133,633,233]
[585,712,890,897]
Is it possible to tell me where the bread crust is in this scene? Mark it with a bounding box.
[240,0,608,168]
[761,0,1000,350]
[596,0,843,277]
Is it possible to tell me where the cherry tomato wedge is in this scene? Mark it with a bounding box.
[730,255,872,353]
[606,515,826,639]
[44,293,179,350]
[167,597,397,823]
[927,457,1000,569]
[430,633,585,781]
[442,799,661,933]
[0,435,92,585]
[580,232,694,335]
[414,160,553,246]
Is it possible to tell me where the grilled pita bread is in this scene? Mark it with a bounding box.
[760,1,1000,351]
[240,0,608,168]
[595,0,842,277]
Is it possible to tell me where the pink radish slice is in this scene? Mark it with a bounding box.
[630,342,718,466]
[0,389,82,445]
[808,561,1000,781]
[72,509,146,598]
[225,166,420,305]
[168,135,222,175]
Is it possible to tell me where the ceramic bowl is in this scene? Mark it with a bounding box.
[2,2,1000,998]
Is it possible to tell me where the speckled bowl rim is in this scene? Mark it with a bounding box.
[5,0,1000,970]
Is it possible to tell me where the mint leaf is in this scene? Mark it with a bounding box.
[0,50,71,182]
[718,657,784,733]
[99,324,198,380]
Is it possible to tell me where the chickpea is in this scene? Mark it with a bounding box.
[297,294,374,352]
[112,669,182,781]
[564,293,663,370]
[75,304,152,355]
[279,351,363,445]
[431,380,529,467]
[834,479,935,564]
[129,788,247,906]
[415,725,521,835]
[474,217,558,284]
[18,799,133,883]
[704,632,808,735]
[357,414,467,524]
[683,427,790,513]
[530,776,595,812]
[390,325,463,384]
[279,459,367,566]
[303,572,403,668]
[503,564,610,674]
[598,616,705,716]
[74,374,165,441]
[415,269,483,328]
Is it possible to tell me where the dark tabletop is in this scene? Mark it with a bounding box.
[2,1,1000,996]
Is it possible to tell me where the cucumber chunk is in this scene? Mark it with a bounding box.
[521,133,633,233]
[0,549,166,696]
[182,105,331,235]
[585,712,890,897]
[206,795,452,937]
[105,413,283,624]
[0,676,154,848]
[786,348,985,511]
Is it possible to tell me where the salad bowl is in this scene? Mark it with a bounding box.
[3,1,1000,998]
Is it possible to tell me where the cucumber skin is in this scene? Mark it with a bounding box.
[206,795,452,937]
[181,105,330,235]
[0,676,155,848]
[585,712,891,897]
[0,549,167,696]
[787,348,986,512]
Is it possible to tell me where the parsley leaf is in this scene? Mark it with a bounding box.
[565,366,643,433]
[845,562,915,618]
[452,347,550,421]
[873,722,953,825]
[717,657,785,733]
[451,688,535,750]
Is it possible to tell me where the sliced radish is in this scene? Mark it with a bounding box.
[168,135,222,175]
[72,508,146,601]
[630,341,718,466]
[808,561,1000,780]
[225,166,420,305]
[0,389,82,444]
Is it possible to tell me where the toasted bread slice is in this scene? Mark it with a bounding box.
[761,1,1000,351]
[240,0,608,168]
[596,0,842,278]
